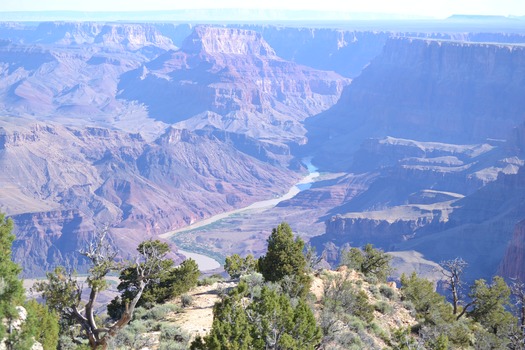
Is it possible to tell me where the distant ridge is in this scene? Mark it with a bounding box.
[447,14,524,21]
[0,9,430,22]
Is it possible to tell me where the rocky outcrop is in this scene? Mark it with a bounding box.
[0,120,300,276]
[306,38,525,171]
[499,220,525,281]
[182,27,275,56]
[11,210,95,277]
[325,215,428,245]
[118,26,349,144]
[318,204,448,248]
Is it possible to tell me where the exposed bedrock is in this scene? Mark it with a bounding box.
[305,37,525,172]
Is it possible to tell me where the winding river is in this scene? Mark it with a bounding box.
[160,159,319,271]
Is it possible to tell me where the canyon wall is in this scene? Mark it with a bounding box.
[118,27,348,144]
[306,38,525,171]
[0,120,299,276]
[499,220,525,281]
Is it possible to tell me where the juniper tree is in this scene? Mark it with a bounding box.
[224,254,257,279]
[0,213,59,350]
[109,241,200,319]
[0,214,24,343]
[34,231,173,349]
[258,222,311,297]
[439,257,468,315]
[193,281,321,350]
[340,243,392,282]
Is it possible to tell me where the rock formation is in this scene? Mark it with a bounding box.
[0,119,299,276]
[306,38,525,171]
[1,22,525,281]
[499,220,525,281]
[118,26,349,144]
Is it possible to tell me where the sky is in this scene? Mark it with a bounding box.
[1,0,524,19]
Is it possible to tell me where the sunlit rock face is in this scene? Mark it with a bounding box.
[306,37,525,171]
[118,26,349,144]
[0,121,299,276]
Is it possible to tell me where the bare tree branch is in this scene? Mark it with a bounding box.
[438,257,468,315]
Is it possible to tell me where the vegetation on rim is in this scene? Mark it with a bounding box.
[2,217,525,349]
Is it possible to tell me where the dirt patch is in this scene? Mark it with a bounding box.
[169,281,236,338]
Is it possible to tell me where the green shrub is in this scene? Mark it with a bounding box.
[108,319,154,349]
[144,304,180,320]
[379,285,396,300]
[159,323,190,349]
[198,274,223,286]
[374,301,393,315]
[347,315,366,332]
[181,294,193,307]
[364,274,379,285]
[369,321,390,342]
[241,272,264,298]
[133,307,147,320]
[159,340,188,350]
[368,284,380,298]
[340,244,392,282]
[224,254,257,279]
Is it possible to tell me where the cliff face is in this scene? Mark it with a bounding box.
[306,38,525,171]
[323,213,439,247]
[245,27,525,79]
[118,26,349,144]
[305,37,525,278]
[499,220,525,280]
[11,210,95,277]
[182,27,276,56]
[251,27,391,78]
[5,22,176,51]
[0,120,299,276]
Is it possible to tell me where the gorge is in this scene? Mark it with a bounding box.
[0,20,524,283]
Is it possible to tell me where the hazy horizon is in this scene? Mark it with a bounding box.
[0,0,524,20]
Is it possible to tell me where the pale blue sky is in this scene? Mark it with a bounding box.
[1,0,524,19]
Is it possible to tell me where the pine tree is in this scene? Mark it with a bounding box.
[194,282,321,350]
[258,222,310,296]
[0,214,24,343]
[0,213,59,350]
[340,243,392,282]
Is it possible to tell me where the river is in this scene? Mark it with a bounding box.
[160,159,319,271]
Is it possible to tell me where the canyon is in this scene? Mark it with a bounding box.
[0,20,524,282]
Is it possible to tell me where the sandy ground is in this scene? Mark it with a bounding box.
[169,281,236,338]
[178,249,221,271]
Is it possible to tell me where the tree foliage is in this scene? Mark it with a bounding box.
[193,281,321,350]
[400,272,453,326]
[258,222,310,296]
[109,241,200,318]
[33,233,174,349]
[340,243,392,282]
[0,214,24,340]
[467,276,516,336]
[319,270,375,347]
[0,213,59,350]
[224,254,257,279]
[24,300,60,350]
